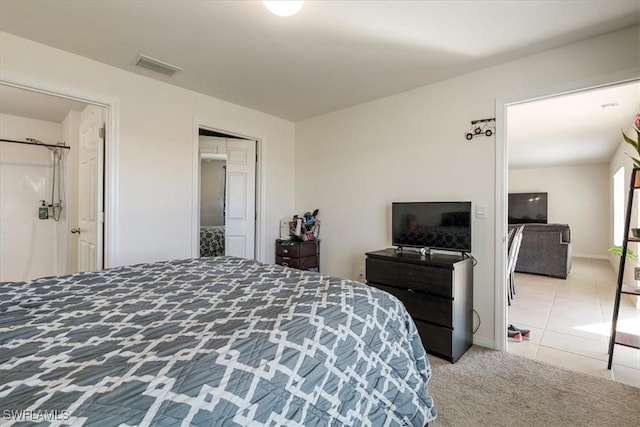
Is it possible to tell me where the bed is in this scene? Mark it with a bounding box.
[0,256,436,426]
[200,225,225,257]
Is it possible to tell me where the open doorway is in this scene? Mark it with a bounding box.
[0,82,109,281]
[499,77,640,384]
[196,127,257,260]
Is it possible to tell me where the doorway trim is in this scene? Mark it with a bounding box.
[494,67,640,351]
[0,79,118,269]
[192,120,263,261]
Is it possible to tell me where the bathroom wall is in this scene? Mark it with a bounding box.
[0,113,67,281]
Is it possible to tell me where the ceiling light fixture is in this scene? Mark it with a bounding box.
[263,1,304,17]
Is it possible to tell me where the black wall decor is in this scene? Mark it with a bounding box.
[465,118,495,140]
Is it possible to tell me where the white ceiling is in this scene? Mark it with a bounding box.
[0,0,638,122]
[0,85,88,123]
[508,81,640,169]
[0,1,638,168]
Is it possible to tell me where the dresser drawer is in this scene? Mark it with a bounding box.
[275,242,300,257]
[369,282,452,328]
[414,319,454,362]
[366,257,453,298]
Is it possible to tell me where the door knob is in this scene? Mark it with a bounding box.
[70,228,81,234]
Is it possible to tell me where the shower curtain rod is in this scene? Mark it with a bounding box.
[0,138,70,150]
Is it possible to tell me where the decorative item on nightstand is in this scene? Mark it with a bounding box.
[280,218,291,239]
[286,209,320,241]
[276,209,321,272]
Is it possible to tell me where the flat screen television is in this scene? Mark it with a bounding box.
[392,201,472,252]
[508,192,548,224]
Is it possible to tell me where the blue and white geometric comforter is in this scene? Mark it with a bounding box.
[0,257,436,426]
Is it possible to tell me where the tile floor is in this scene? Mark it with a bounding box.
[507,257,640,388]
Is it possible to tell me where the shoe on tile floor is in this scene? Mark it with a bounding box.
[508,324,531,340]
[508,329,522,342]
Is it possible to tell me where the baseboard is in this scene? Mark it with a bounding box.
[573,254,608,260]
[472,335,495,349]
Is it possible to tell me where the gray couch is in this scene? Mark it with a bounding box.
[511,223,572,279]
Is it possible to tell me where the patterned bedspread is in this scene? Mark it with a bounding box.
[200,225,225,257]
[0,257,436,426]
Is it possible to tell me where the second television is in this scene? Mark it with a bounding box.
[508,192,548,224]
[392,202,472,252]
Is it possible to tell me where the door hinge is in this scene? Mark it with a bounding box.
[99,127,106,139]
[98,212,105,223]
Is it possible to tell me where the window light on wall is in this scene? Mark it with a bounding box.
[613,167,625,246]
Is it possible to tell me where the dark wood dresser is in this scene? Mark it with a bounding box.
[275,239,320,272]
[365,248,473,363]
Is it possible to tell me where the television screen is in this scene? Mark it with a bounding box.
[392,202,472,252]
[508,192,548,224]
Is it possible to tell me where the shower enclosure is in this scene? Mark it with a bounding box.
[0,134,70,281]
[0,85,91,282]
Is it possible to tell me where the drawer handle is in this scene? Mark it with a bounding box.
[408,288,415,293]
[282,262,289,266]
[283,249,289,253]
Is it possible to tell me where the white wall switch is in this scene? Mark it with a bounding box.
[476,205,487,219]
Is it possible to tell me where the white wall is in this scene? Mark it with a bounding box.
[0,31,296,267]
[294,26,639,347]
[509,164,610,259]
[0,113,64,281]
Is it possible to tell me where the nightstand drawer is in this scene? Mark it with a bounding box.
[275,243,300,257]
[276,256,299,268]
[369,282,452,328]
[276,255,318,270]
[298,242,318,257]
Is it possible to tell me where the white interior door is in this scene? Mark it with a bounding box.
[225,139,256,258]
[77,105,104,271]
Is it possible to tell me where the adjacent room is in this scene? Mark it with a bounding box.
[1,1,639,426]
[505,82,640,384]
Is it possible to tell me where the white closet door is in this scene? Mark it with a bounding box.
[225,139,256,259]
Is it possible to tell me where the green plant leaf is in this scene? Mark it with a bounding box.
[622,130,639,149]
[608,245,638,260]
[623,152,640,168]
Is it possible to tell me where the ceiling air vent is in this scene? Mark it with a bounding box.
[134,54,182,77]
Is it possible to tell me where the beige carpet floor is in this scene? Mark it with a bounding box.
[427,346,640,426]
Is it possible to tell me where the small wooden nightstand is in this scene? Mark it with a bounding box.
[275,239,320,272]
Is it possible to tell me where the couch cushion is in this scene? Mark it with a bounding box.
[522,223,570,243]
